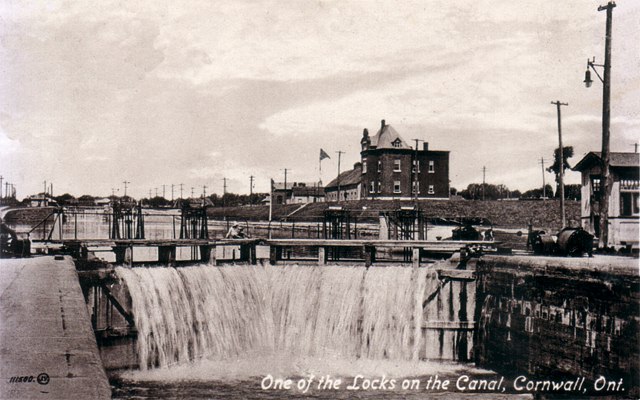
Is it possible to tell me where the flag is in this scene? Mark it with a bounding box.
[320,148,330,160]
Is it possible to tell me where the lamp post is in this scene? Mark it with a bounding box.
[583,1,615,249]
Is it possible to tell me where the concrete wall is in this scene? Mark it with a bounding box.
[474,255,639,396]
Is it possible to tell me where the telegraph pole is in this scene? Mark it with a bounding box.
[191,187,194,198]
[155,187,158,197]
[482,167,486,201]
[551,100,568,228]
[539,157,547,200]
[412,139,422,202]
[162,184,166,199]
[171,184,175,201]
[202,185,207,198]
[0,175,3,198]
[179,183,184,199]
[336,151,344,202]
[222,178,227,195]
[599,1,615,248]
[249,175,254,196]
[123,181,130,197]
[282,169,289,204]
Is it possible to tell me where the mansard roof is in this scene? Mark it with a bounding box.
[370,123,411,150]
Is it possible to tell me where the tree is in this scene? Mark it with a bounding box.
[53,193,77,206]
[547,146,574,198]
[521,184,554,199]
[564,184,581,201]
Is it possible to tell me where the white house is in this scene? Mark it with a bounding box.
[573,151,639,250]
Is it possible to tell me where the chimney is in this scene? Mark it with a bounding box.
[363,128,369,138]
[423,142,429,151]
[381,119,386,129]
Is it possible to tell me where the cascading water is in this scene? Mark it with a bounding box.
[116,264,441,370]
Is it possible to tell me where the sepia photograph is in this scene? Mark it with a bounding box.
[0,1,639,399]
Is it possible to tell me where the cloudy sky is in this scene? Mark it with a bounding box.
[1,0,638,199]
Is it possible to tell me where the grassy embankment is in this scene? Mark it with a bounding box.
[208,199,580,229]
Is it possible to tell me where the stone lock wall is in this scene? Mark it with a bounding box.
[474,255,639,395]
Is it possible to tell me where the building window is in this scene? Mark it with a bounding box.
[377,161,382,172]
[620,192,639,216]
[377,181,381,193]
[392,139,402,148]
[412,181,420,194]
[393,181,401,193]
[393,159,401,172]
[591,176,601,201]
[429,160,435,173]
[362,158,367,174]
[369,181,375,193]
[428,185,434,194]
[412,160,420,173]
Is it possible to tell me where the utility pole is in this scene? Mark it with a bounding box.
[222,178,227,209]
[155,187,158,197]
[43,180,47,195]
[179,183,184,199]
[0,175,3,198]
[202,185,207,198]
[162,184,166,199]
[123,181,130,197]
[539,158,547,200]
[171,184,175,201]
[282,169,289,204]
[412,139,422,203]
[336,151,344,202]
[191,187,194,198]
[149,189,152,199]
[482,167,486,201]
[249,175,254,196]
[551,100,568,228]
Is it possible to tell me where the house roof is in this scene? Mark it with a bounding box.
[292,186,324,196]
[272,181,319,190]
[370,124,411,150]
[325,165,362,189]
[573,152,639,171]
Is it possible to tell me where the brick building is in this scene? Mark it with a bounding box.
[272,182,324,204]
[324,164,362,202]
[360,120,449,199]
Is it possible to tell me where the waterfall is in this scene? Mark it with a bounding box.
[116,264,440,370]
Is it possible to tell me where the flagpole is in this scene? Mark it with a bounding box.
[269,178,273,239]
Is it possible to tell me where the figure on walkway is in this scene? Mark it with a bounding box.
[226,222,246,239]
[484,228,494,241]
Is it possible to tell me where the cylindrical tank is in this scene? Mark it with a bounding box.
[532,231,556,255]
[556,227,594,257]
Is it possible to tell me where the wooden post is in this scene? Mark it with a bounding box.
[412,247,420,267]
[365,245,376,267]
[269,245,278,265]
[318,246,327,265]
[158,245,176,266]
[113,245,132,265]
[200,245,216,265]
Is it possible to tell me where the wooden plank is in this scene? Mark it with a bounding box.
[437,269,476,281]
[422,321,476,330]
